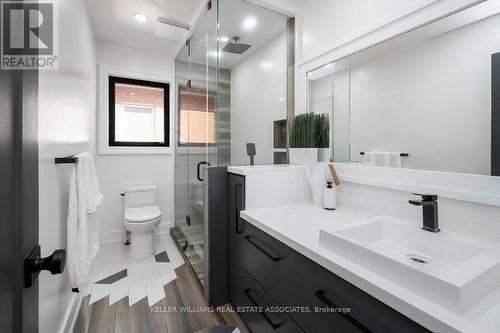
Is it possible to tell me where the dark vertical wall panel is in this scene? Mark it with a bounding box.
[492,53,500,176]
[0,68,39,332]
[203,167,229,306]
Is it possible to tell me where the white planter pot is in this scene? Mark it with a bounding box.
[318,148,331,162]
[289,148,319,165]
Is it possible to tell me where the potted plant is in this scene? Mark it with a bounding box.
[289,113,330,164]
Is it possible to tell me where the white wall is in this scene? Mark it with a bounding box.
[230,31,287,166]
[298,0,484,63]
[249,0,305,17]
[38,0,96,332]
[350,13,500,175]
[95,43,175,243]
[308,62,350,162]
[96,43,174,81]
[295,0,482,116]
[240,165,500,244]
[337,182,500,244]
[299,0,449,63]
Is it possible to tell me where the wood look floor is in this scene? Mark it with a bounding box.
[171,227,205,285]
[73,263,250,333]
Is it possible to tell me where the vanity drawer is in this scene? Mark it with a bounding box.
[241,220,294,305]
[238,268,304,333]
[290,254,431,333]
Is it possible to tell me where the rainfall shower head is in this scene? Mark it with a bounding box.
[222,36,251,55]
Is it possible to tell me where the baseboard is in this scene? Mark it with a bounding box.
[100,222,172,244]
[59,293,81,333]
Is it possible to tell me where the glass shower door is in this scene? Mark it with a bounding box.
[173,40,192,260]
[174,1,219,285]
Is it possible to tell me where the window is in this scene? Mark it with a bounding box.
[178,88,216,145]
[109,76,169,146]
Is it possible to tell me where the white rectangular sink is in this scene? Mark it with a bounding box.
[319,216,500,313]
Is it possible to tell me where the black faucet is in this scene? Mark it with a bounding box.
[409,194,440,233]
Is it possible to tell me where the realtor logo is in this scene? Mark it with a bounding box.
[1,1,58,69]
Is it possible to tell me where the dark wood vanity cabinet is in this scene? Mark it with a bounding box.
[238,267,304,333]
[227,173,430,333]
[240,222,294,306]
[290,254,430,333]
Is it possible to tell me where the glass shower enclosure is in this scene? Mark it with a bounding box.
[173,0,290,285]
[173,3,219,284]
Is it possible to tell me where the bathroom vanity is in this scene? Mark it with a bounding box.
[228,172,429,333]
[218,6,500,331]
[224,166,500,333]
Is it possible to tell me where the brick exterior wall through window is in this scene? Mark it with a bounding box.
[179,90,216,144]
[115,83,164,107]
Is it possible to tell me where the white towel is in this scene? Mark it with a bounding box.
[373,151,388,167]
[67,152,103,287]
[363,151,375,165]
[388,152,402,168]
[363,151,402,168]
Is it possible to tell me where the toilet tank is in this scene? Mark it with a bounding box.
[124,186,157,209]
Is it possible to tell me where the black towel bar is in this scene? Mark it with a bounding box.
[360,152,409,157]
[55,156,78,164]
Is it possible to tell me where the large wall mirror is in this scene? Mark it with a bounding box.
[307,2,500,176]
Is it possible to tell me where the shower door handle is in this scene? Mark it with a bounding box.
[197,161,209,182]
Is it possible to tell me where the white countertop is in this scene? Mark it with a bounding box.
[228,164,305,176]
[241,203,500,333]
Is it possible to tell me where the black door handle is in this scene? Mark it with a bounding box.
[24,245,66,288]
[243,288,281,329]
[244,236,280,262]
[315,290,372,332]
[197,161,209,182]
[235,183,242,234]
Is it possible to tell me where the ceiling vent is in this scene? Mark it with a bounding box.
[154,18,189,41]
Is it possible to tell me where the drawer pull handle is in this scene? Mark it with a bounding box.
[315,290,372,333]
[235,183,242,234]
[244,236,280,262]
[243,288,281,330]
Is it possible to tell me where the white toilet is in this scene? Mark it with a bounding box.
[123,186,161,261]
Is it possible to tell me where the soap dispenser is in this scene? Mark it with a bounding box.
[323,181,336,210]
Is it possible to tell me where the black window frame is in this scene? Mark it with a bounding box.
[108,76,170,147]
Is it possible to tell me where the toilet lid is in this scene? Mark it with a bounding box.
[125,206,161,223]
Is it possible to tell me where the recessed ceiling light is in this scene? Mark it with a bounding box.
[134,13,148,22]
[243,17,257,30]
[219,36,229,42]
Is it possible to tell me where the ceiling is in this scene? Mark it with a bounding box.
[218,0,289,68]
[178,0,289,69]
[85,0,205,56]
[85,0,292,63]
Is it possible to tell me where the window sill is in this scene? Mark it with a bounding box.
[99,146,173,155]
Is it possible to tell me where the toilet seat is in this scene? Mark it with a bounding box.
[125,206,161,223]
